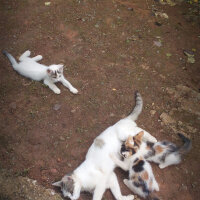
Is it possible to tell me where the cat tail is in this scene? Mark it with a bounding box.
[128,91,143,121]
[2,50,18,67]
[178,133,192,155]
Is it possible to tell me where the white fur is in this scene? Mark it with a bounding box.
[4,50,78,94]
[54,116,157,200]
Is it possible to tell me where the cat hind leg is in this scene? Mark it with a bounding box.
[19,50,31,61]
[32,55,43,61]
[108,173,134,200]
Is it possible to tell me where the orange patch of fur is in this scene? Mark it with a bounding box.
[142,171,149,180]
[125,136,134,148]
[155,145,164,154]
[134,131,144,145]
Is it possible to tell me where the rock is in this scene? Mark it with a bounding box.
[160,112,176,125]
[167,85,200,116]
[53,104,61,111]
[153,40,162,47]
[50,168,57,174]
[59,136,65,141]
[110,113,115,117]
[150,110,156,115]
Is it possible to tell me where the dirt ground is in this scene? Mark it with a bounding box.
[0,0,199,200]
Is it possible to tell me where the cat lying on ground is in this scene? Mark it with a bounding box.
[125,131,191,169]
[53,91,157,200]
[3,50,78,94]
[110,139,159,200]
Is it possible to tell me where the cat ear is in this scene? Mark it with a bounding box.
[58,64,64,72]
[47,69,52,74]
[52,181,62,187]
[125,136,134,148]
[135,131,144,140]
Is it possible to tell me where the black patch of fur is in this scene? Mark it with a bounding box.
[133,160,144,172]
[146,141,155,148]
[120,144,127,154]
[161,141,170,146]
[145,148,155,159]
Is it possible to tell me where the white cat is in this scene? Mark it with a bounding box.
[53,92,157,200]
[3,50,78,94]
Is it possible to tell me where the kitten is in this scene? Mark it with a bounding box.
[127,132,191,169]
[110,143,159,200]
[3,50,78,94]
[52,91,157,200]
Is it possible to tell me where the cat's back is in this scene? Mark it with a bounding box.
[17,58,47,81]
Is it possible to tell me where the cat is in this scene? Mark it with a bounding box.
[110,144,159,200]
[126,131,191,169]
[52,91,157,200]
[2,50,78,95]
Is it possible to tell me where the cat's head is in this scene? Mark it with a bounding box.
[120,143,137,158]
[132,131,144,147]
[52,174,75,197]
[121,131,144,158]
[47,64,63,81]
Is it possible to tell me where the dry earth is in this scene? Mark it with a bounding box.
[0,0,199,200]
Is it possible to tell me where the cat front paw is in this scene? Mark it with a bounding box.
[159,164,166,169]
[122,194,134,200]
[150,136,157,143]
[70,88,78,94]
[54,88,61,94]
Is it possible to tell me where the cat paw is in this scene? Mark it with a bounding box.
[25,50,31,56]
[37,55,43,60]
[159,164,166,169]
[150,136,157,143]
[54,88,61,94]
[123,179,129,186]
[122,194,134,200]
[70,88,78,94]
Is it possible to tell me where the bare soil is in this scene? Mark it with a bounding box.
[0,0,199,200]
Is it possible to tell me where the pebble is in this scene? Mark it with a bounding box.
[150,110,156,115]
[59,136,65,141]
[50,168,57,174]
[53,104,61,111]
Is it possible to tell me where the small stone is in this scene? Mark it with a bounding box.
[53,104,61,111]
[110,113,115,117]
[59,136,65,141]
[57,158,61,162]
[67,163,72,168]
[50,168,57,174]
[71,109,76,113]
[150,110,156,115]
[160,112,176,125]
[153,40,162,47]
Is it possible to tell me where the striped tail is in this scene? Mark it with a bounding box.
[128,91,143,121]
[2,50,18,66]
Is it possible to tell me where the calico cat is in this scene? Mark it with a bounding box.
[127,131,191,169]
[110,136,159,200]
[3,50,78,94]
[53,91,157,200]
